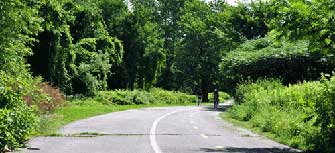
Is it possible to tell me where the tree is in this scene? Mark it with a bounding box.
[270,0,335,54]
[124,0,165,90]
[156,0,188,89]
[137,22,165,90]
[225,0,272,40]
[175,0,229,101]
[29,0,123,95]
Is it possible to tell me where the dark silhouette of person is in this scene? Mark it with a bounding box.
[197,89,202,107]
[214,88,219,109]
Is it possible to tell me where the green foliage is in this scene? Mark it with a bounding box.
[270,0,335,53]
[234,79,283,104]
[69,36,123,96]
[0,107,36,152]
[175,0,233,100]
[0,0,42,76]
[228,79,323,150]
[2,0,335,150]
[0,1,45,150]
[137,22,165,89]
[124,0,166,90]
[28,0,124,96]
[224,0,272,39]
[220,36,334,93]
[156,0,187,90]
[315,75,335,151]
[0,75,37,151]
[95,88,197,105]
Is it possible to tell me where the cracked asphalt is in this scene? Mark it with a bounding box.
[18,102,299,153]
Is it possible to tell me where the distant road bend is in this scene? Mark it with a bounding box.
[22,102,299,153]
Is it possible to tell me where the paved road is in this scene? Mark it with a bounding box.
[20,103,299,153]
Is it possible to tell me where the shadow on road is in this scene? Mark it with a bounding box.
[199,147,300,153]
[201,105,231,112]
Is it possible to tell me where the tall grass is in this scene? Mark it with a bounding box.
[227,79,322,150]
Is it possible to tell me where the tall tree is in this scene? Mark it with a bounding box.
[175,0,230,101]
[125,0,165,90]
[225,0,272,40]
[156,0,188,89]
[270,0,335,54]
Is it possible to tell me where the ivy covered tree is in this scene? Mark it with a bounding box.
[28,0,123,96]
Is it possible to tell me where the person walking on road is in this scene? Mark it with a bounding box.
[197,89,202,107]
[213,88,219,109]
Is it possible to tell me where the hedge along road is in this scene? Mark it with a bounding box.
[20,102,299,153]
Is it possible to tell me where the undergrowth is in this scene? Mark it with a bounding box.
[226,78,327,151]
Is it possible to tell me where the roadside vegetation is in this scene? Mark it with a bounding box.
[37,88,199,136]
[223,77,335,152]
[1,0,335,152]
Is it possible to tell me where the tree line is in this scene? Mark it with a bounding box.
[21,0,267,101]
[2,0,335,99]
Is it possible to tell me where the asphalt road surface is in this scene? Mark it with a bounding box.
[19,102,299,153]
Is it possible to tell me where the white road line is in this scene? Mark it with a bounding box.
[200,134,208,139]
[150,111,178,153]
[215,146,224,149]
[193,126,199,129]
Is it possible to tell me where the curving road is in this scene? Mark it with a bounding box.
[21,102,299,153]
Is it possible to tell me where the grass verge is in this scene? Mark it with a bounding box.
[220,112,294,149]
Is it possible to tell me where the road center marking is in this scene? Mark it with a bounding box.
[200,134,208,139]
[193,126,199,129]
[150,110,178,153]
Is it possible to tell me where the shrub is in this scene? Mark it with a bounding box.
[0,87,36,152]
[0,72,52,151]
[95,88,197,105]
[228,79,322,150]
[315,75,335,151]
[38,83,65,113]
[234,79,282,103]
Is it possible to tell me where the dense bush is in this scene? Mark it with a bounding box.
[228,79,322,150]
[95,88,197,105]
[315,75,335,151]
[220,37,335,93]
[0,79,37,151]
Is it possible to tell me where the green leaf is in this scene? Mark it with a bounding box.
[324,38,332,45]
